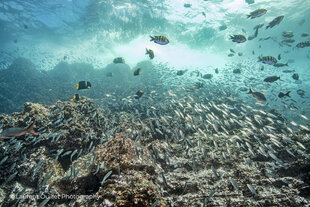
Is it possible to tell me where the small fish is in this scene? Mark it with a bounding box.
[273,63,288,67]
[145,48,154,59]
[296,41,310,48]
[73,94,80,101]
[0,121,39,139]
[134,90,144,99]
[266,16,284,29]
[106,72,114,77]
[264,76,280,83]
[230,35,247,43]
[219,25,227,31]
[254,28,259,37]
[177,69,188,76]
[184,3,191,8]
[253,23,264,30]
[100,170,112,185]
[150,35,169,45]
[278,91,291,98]
[133,68,142,76]
[113,57,125,64]
[282,69,294,73]
[228,53,234,57]
[301,32,309,37]
[76,81,91,90]
[278,54,281,60]
[230,49,235,53]
[282,31,294,38]
[247,9,267,19]
[248,35,255,40]
[247,89,266,102]
[258,56,277,65]
[292,73,299,80]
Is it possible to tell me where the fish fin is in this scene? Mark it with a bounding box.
[150,36,154,41]
[145,48,149,54]
[26,121,39,136]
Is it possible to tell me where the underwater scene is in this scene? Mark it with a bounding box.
[0,0,310,206]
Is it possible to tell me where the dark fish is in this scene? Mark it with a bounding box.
[258,56,277,65]
[133,68,142,76]
[247,89,266,102]
[292,73,299,80]
[177,70,187,76]
[278,91,291,98]
[278,54,281,60]
[228,53,234,57]
[76,81,91,90]
[145,48,154,59]
[247,9,267,19]
[264,76,280,82]
[113,57,125,64]
[135,90,143,99]
[73,94,80,101]
[273,63,288,67]
[150,36,169,45]
[203,74,213,79]
[0,122,39,139]
[230,49,235,53]
[238,52,243,56]
[266,16,284,29]
[230,35,247,43]
[297,89,305,98]
[254,28,259,37]
[296,41,310,48]
[184,3,191,8]
[215,68,219,74]
[301,32,309,37]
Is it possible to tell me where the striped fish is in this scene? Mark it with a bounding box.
[150,35,169,45]
[247,8,267,19]
[230,35,247,43]
[258,56,277,65]
[296,41,310,48]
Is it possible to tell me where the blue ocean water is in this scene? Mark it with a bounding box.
[0,0,309,119]
[0,1,310,206]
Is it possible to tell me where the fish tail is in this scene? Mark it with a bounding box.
[257,57,262,62]
[26,121,39,136]
[247,89,253,94]
[150,36,154,41]
[247,14,251,18]
[145,48,149,54]
[285,63,288,66]
[286,91,291,97]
